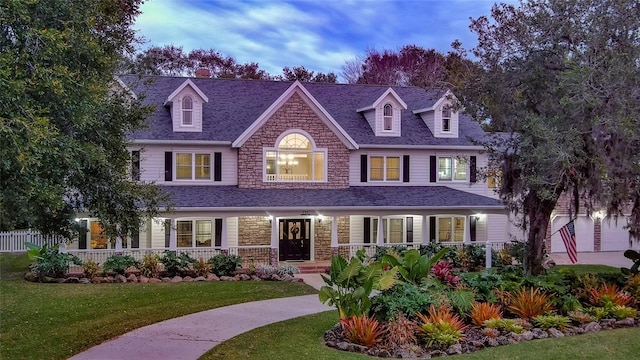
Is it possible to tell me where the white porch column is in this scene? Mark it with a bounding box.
[331,216,339,253]
[115,225,123,252]
[422,215,429,245]
[465,216,471,243]
[220,216,228,251]
[377,215,384,246]
[485,241,493,269]
[169,218,177,251]
[270,217,279,266]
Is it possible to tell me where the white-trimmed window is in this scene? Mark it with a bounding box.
[442,107,451,132]
[369,217,413,244]
[182,96,193,126]
[383,104,393,131]
[176,152,211,180]
[438,157,467,181]
[370,156,400,181]
[177,220,212,247]
[265,132,327,182]
[437,216,465,242]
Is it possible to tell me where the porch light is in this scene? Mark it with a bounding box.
[74,218,80,222]
[593,210,605,220]
[474,213,485,221]
[317,214,324,223]
[268,215,273,224]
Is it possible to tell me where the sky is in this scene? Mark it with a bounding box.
[134,0,507,79]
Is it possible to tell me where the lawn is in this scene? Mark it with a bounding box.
[0,253,317,360]
[203,310,640,360]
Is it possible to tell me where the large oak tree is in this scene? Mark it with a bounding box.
[0,0,168,240]
[455,0,640,274]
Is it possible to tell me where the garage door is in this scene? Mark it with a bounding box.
[601,216,631,251]
[551,216,594,253]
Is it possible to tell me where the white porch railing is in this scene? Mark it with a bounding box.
[0,229,65,252]
[266,174,308,181]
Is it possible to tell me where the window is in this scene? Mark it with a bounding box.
[369,217,412,244]
[131,150,140,181]
[176,153,210,180]
[438,157,467,181]
[182,96,193,126]
[437,216,465,242]
[265,132,326,182]
[177,220,213,247]
[442,107,451,132]
[488,170,502,188]
[370,156,400,181]
[383,104,393,131]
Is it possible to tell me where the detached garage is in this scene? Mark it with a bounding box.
[601,216,631,251]
[551,216,594,253]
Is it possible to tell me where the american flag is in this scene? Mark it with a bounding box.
[559,220,578,264]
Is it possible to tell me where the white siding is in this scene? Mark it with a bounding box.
[373,95,402,137]
[150,218,168,248]
[350,215,365,244]
[551,216,594,252]
[226,217,238,247]
[419,111,435,134]
[133,144,237,185]
[475,216,488,242]
[349,215,423,244]
[171,88,204,133]
[486,214,513,242]
[363,110,375,134]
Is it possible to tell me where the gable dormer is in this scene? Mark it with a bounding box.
[357,88,407,137]
[413,90,459,138]
[164,79,209,132]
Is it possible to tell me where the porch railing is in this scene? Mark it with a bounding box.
[0,229,64,252]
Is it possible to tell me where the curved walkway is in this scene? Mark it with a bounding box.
[69,275,332,360]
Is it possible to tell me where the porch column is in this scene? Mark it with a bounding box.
[270,217,278,266]
[169,218,177,251]
[115,225,123,252]
[377,215,384,246]
[331,216,339,256]
[465,216,471,243]
[220,216,228,254]
[422,215,429,245]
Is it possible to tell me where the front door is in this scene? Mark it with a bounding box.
[279,218,311,261]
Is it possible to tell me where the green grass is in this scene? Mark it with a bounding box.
[203,310,640,360]
[552,264,621,275]
[0,253,317,360]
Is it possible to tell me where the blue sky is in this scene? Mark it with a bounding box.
[135,0,506,78]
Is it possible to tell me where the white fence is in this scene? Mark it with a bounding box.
[0,230,65,252]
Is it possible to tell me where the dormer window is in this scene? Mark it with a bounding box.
[383,104,393,131]
[442,107,451,132]
[182,96,193,126]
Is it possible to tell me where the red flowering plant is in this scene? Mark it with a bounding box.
[431,260,461,287]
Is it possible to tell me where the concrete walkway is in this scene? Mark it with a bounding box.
[69,283,332,360]
[551,251,629,267]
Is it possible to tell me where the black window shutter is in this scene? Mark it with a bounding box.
[470,216,477,242]
[78,220,88,249]
[406,217,413,243]
[360,155,368,183]
[214,218,223,247]
[164,152,173,181]
[164,219,171,247]
[214,152,222,182]
[470,156,477,183]
[363,217,371,243]
[429,216,436,242]
[403,155,410,183]
[131,151,140,181]
[430,156,437,183]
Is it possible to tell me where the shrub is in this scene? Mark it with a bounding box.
[446,288,476,316]
[25,242,82,279]
[588,283,635,307]
[621,249,640,276]
[416,305,468,349]
[139,254,160,278]
[461,270,504,303]
[193,258,212,277]
[340,315,386,347]
[383,315,417,349]
[103,254,139,275]
[370,282,435,322]
[609,305,638,320]
[587,306,610,321]
[624,274,640,305]
[276,264,300,277]
[506,287,553,319]
[208,254,243,277]
[382,248,449,285]
[470,302,502,326]
[532,314,571,330]
[255,264,277,278]
[431,261,461,287]
[82,259,101,278]
[483,318,524,334]
[567,310,596,324]
[160,251,197,277]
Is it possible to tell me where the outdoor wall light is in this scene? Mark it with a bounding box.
[593,210,605,220]
[317,215,324,223]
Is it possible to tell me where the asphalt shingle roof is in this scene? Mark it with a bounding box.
[163,186,503,210]
[122,76,487,146]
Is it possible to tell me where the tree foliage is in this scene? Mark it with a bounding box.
[0,0,168,239]
[455,0,640,274]
[276,65,338,83]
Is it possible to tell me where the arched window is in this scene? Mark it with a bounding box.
[182,96,193,126]
[265,131,327,182]
[383,104,393,130]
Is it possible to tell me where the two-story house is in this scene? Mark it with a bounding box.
[70,73,515,265]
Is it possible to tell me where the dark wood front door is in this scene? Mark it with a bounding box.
[279,218,311,261]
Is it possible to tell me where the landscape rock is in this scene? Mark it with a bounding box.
[171,276,183,283]
[148,277,162,283]
[250,275,262,281]
[161,277,172,283]
[194,276,206,282]
[512,331,534,342]
[220,276,235,281]
[23,272,38,282]
[446,343,463,355]
[183,276,194,282]
[105,276,115,283]
[238,274,251,281]
[531,328,548,339]
[78,278,91,284]
[139,276,149,283]
[615,318,635,327]
[127,274,138,283]
[115,274,127,283]
[206,274,219,282]
[600,319,616,328]
[547,328,564,338]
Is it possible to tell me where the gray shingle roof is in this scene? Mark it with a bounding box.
[121,76,486,146]
[163,185,504,210]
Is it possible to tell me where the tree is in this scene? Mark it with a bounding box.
[0,0,168,240]
[277,65,338,83]
[454,0,640,274]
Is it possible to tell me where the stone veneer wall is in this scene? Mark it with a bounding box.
[314,219,331,261]
[237,92,350,189]
[238,216,271,246]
